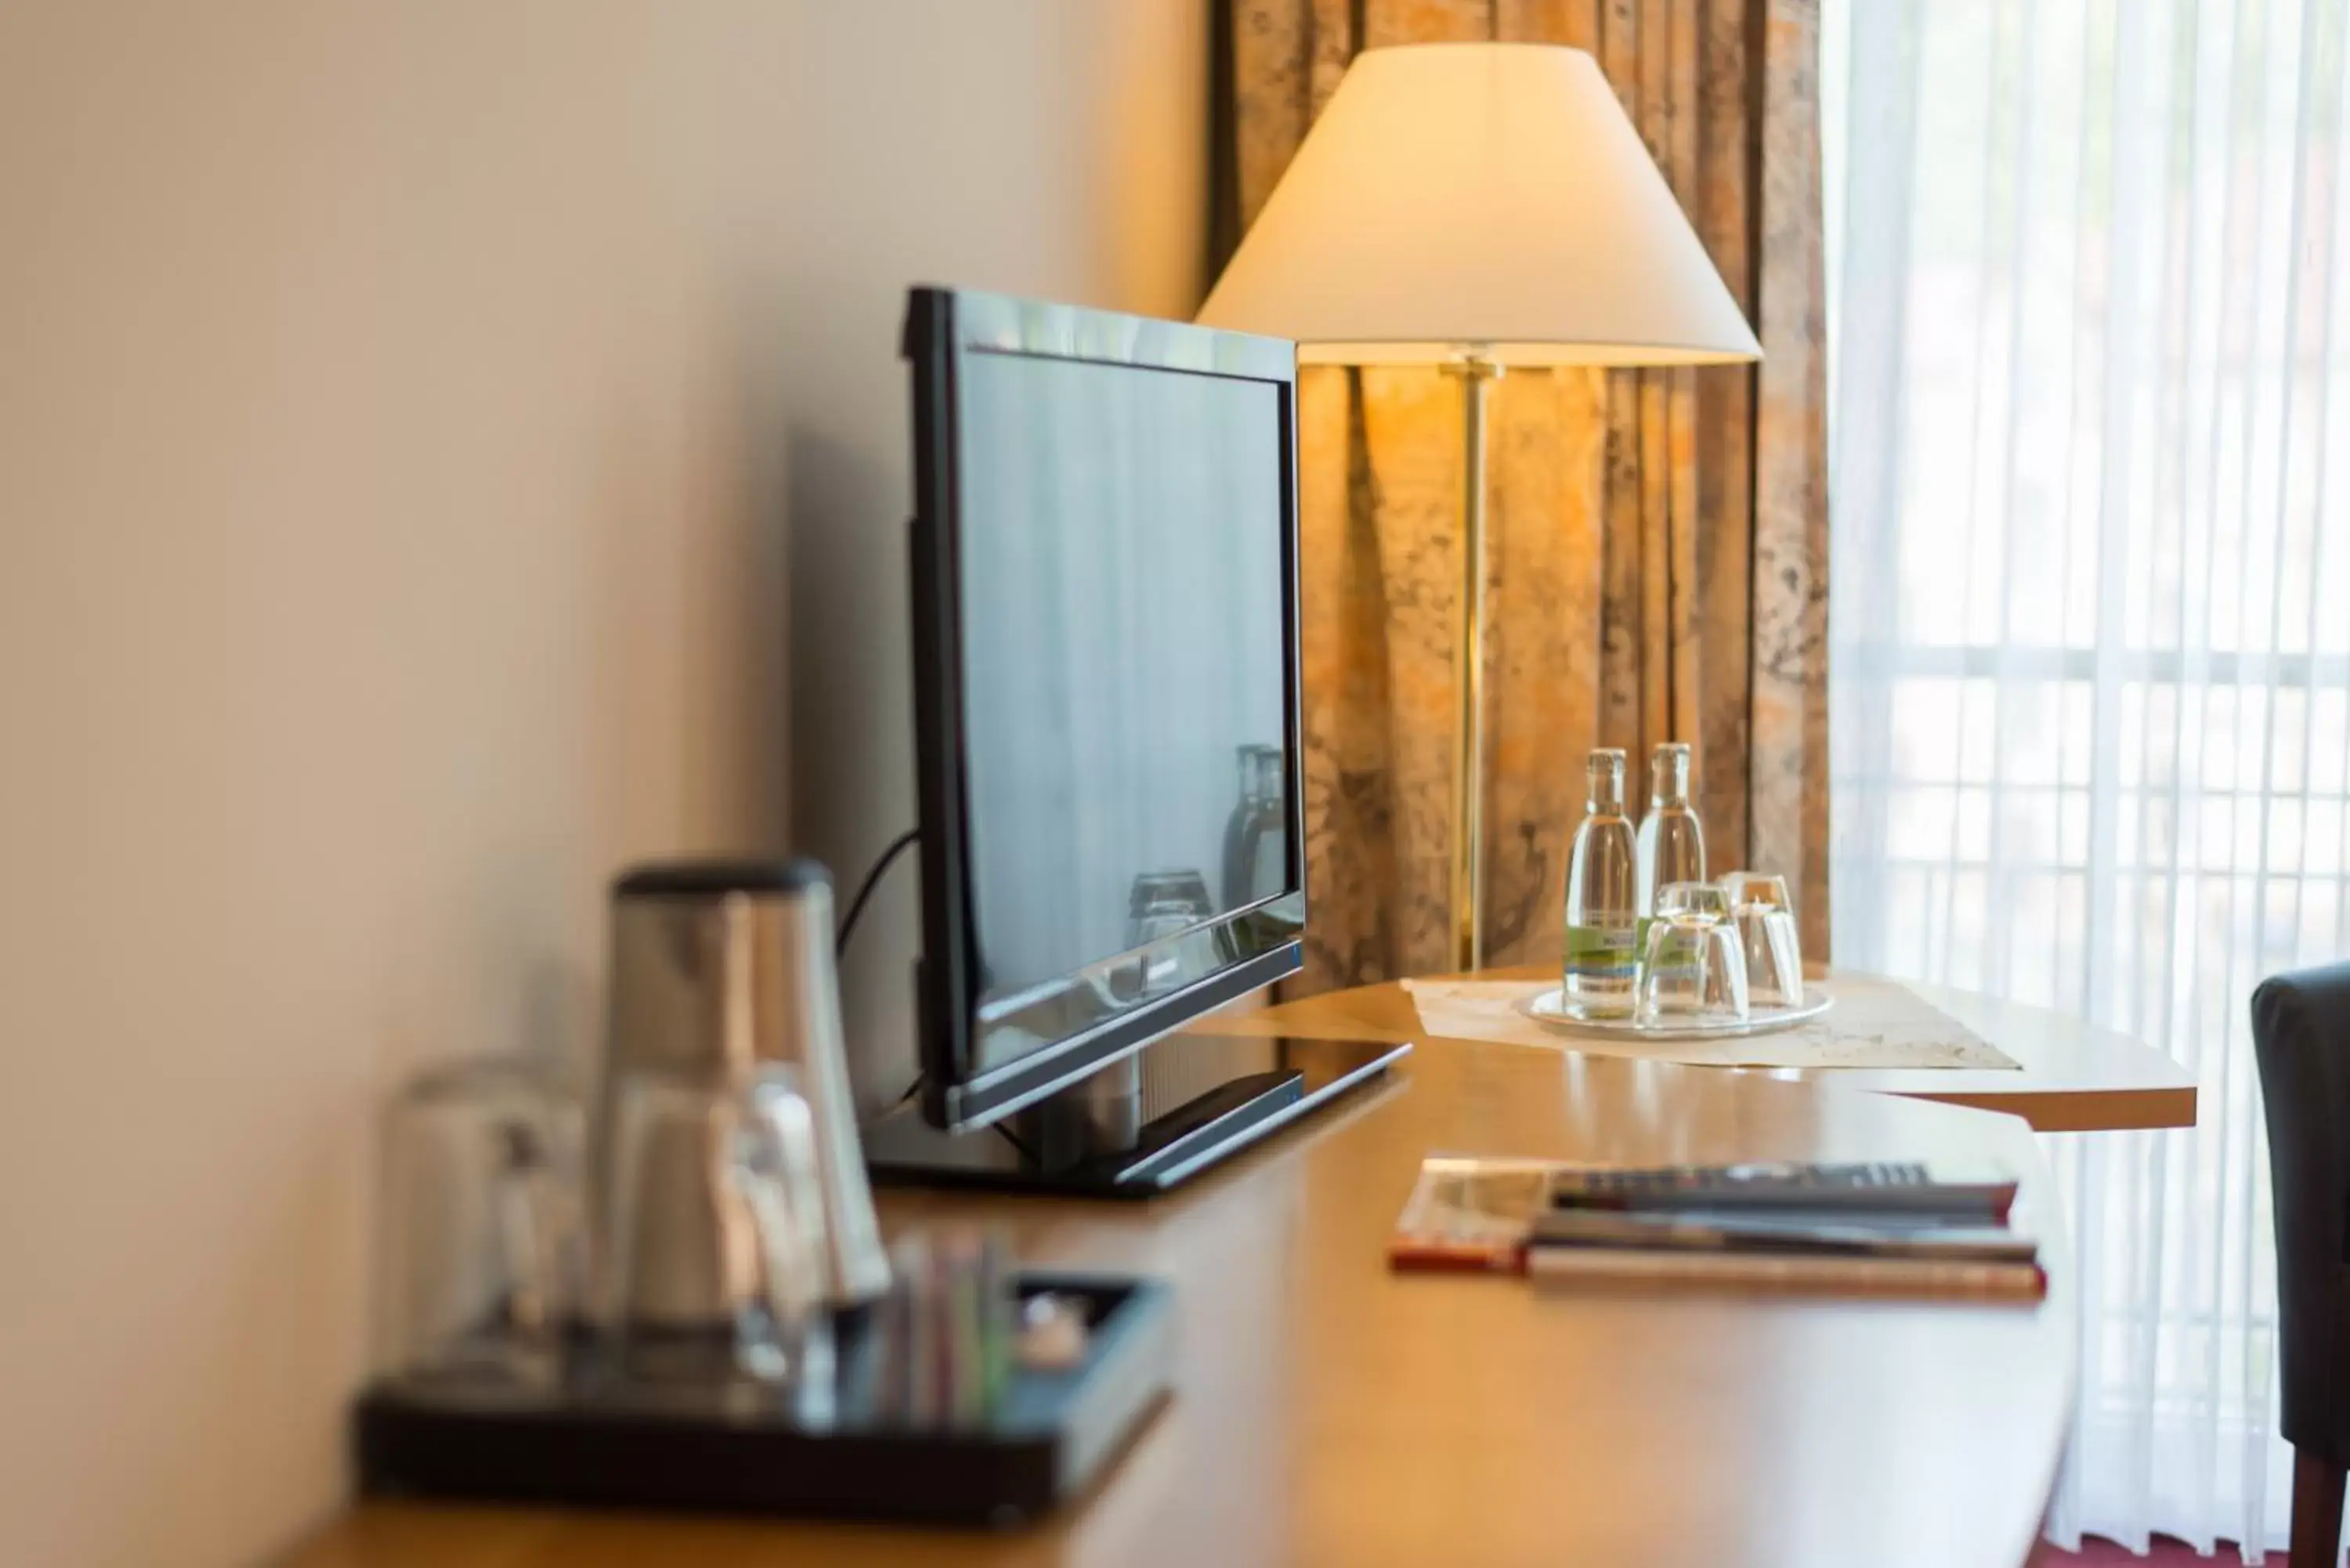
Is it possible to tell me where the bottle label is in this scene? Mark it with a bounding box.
[1563,923,1637,980]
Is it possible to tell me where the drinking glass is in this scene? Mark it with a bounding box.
[1719,870,1792,911]
[1719,872,1804,1007]
[601,1064,833,1392]
[378,1057,585,1388]
[1636,912,1750,1021]
[1654,880,1734,923]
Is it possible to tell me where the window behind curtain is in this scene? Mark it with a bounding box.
[1824,0,2350,1553]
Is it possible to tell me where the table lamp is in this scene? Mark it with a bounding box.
[1198,42,1762,974]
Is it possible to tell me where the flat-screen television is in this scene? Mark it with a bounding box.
[899,287,1307,1132]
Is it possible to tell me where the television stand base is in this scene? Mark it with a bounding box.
[860,1032,1409,1198]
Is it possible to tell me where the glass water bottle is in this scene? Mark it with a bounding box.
[1635,742,1706,916]
[1563,749,1640,1015]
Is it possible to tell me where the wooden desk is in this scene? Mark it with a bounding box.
[1225,965,2196,1133]
[289,1037,2073,1568]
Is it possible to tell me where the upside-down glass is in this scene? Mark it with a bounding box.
[1717,870,1792,912]
[1636,912,1750,1021]
[1719,871,1805,1006]
[378,1057,586,1388]
[601,1064,833,1393]
[1654,880,1734,923]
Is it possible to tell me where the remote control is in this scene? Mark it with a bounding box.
[1545,1160,2019,1222]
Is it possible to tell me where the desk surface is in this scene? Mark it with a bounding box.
[290,1035,2073,1568]
[1224,965,2196,1133]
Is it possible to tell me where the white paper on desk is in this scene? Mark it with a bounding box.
[1399,974,2021,1071]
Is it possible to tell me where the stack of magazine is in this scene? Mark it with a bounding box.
[1388,1154,2045,1302]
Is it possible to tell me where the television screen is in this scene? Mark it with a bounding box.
[956,349,1290,1027]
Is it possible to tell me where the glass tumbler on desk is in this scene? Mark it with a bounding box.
[1654,880,1734,923]
[1636,913,1749,1023]
[1718,870,1791,912]
[378,1057,586,1389]
[600,1064,834,1396]
[1720,871,1805,1007]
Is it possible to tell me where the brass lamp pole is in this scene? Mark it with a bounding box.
[1449,354,1500,972]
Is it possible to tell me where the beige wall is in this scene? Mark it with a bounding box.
[0,4,1206,1566]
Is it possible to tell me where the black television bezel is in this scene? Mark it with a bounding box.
[902,286,1305,1132]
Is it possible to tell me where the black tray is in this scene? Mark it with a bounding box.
[356,1273,1172,1527]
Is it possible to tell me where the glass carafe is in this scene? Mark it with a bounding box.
[1635,742,1706,916]
[1563,749,1639,1016]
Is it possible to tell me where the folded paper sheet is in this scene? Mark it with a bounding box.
[1400,974,2021,1071]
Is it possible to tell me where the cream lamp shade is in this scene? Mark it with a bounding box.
[1196,42,1760,367]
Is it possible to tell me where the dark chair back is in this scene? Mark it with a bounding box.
[2254,961,2350,1562]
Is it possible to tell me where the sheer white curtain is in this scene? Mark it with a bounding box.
[1822,0,2350,1557]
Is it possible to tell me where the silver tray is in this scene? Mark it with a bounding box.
[1520,985,1835,1041]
